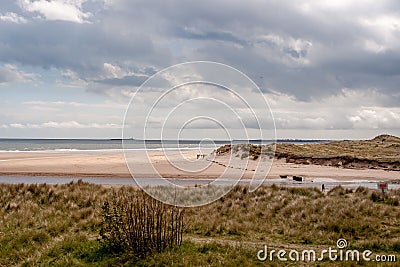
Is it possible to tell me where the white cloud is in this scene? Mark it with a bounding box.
[360,15,400,33]
[0,64,39,85]
[18,0,92,23]
[9,123,27,129]
[103,0,117,8]
[22,100,126,109]
[57,69,88,88]
[103,63,130,79]
[0,12,27,23]
[348,107,400,129]
[5,121,122,129]
[359,15,400,52]
[363,40,386,53]
[266,88,400,130]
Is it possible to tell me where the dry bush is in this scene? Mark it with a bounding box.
[100,189,185,258]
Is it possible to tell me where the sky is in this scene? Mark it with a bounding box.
[0,0,399,140]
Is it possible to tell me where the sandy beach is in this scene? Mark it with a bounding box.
[0,150,398,182]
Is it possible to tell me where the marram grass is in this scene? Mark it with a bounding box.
[0,181,399,266]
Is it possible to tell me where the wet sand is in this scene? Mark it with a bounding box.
[0,150,398,182]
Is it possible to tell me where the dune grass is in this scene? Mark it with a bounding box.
[275,134,400,163]
[216,134,400,171]
[0,181,399,266]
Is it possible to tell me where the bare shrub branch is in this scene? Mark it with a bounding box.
[100,189,185,257]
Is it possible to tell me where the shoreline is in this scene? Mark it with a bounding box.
[0,150,398,182]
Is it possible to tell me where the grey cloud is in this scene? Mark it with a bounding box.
[0,17,171,82]
[174,27,247,46]
[144,0,400,99]
[1,0,400,104]
[95,74,149,87]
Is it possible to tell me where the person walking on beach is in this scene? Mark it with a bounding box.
[322,184,325,192]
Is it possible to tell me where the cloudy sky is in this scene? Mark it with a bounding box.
[0,0,399,140]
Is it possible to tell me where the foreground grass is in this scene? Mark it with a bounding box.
[1,182,399,266]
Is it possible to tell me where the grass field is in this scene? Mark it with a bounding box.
[1,181,400,266]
